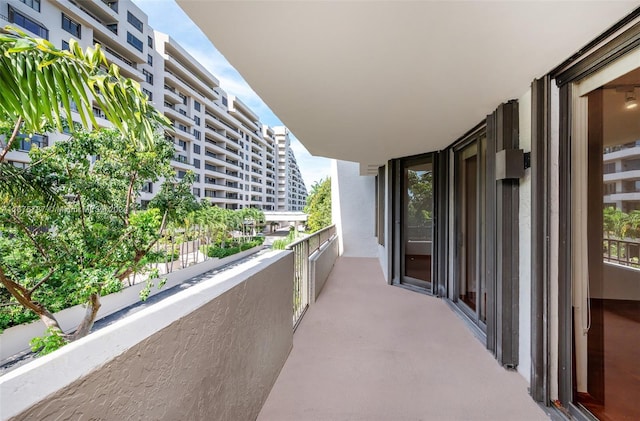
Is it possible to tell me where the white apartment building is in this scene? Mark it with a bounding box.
[1,0,299,211]
[273,126,308,211]
[604,140,640,212]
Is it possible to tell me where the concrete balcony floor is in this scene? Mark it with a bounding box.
[258,257,549,421]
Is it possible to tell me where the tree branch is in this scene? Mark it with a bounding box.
[0,117,23,163]
[69,292,100,341]
[27,268,55,296]
[116,210,168,281]
[0,265,62,333]
[124,172,137,225]
[10,212,51,263]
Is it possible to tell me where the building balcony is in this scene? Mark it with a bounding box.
[604,192,640,202]
[603,144,640,162]
[164,106,193,127]
[163,85,183,104]
[0,212,547,421]
[102,48,144,82]
[164,59,209,99]
[604,169,640,182]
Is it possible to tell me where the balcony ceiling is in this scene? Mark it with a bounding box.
[177,1,638,165]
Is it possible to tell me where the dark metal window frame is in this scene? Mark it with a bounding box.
[450,127,489,334]
[127,11,143,32]
[127,31,143,52]
[8,5,48,39]
[61,13,81,38]
[543,11,640,417]
[377,166,385,246]
[19,0,40,12]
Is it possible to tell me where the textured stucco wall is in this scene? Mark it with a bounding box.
[310,236,339,301]
[331,160,378,258]
[9,253,293,421]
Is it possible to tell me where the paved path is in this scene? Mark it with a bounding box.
[258,257,550,421]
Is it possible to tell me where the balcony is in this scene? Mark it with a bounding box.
[0,224,547,421]
[164,85,183,104]
[165,106,193,127]
[102,47,144,82]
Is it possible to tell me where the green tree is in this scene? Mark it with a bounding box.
[0,128,180,349]
[0,27,168,205]
[305,178,331,233]
[407,170,433,234]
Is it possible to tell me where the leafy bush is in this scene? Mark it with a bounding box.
[205,237,264,258]
[271,228,297,250]
[139,249,180,264]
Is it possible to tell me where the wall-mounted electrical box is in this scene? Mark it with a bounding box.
[496,149,525,180]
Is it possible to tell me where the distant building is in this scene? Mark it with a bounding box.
[274,126,308,211]
[604,140,640,212]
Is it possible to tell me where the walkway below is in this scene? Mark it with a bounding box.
[258,257,549,421]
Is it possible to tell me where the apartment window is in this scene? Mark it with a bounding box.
[127,32,143,52]
[194,116,200,126]
[177,170,187,178]
[106,23,117,35]
[142,69,153,85]
[193,129,201,140]
[179,93,187,106]
[17,134,47,151]
[194,101,201,112]
[127,11,143,32]
[147,54,153,66]
[193,188,201,197]
[141,88,152,101]
[193,144,201,154]
[147,35,153,48]
[9,6,48,39]
[62,14,81,38]
[61,40,69,50]
[178,140,187,150]
[142,182,152,193]
[20,0,40,12]
[222,96,228,106]
[193,159,200,169]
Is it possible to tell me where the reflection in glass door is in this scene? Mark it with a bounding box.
[401,157,434,291]
[573,68,640,421]
[455,138,486,326]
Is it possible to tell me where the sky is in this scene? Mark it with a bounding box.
[131,0,331,191]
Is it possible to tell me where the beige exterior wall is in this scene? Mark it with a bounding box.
[7,252,293,421]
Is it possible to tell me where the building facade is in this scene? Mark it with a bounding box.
[604,140,640,212]
[1,0,302,211]
[274,126,308,211]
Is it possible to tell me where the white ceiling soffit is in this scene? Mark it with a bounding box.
[177,1,638,165]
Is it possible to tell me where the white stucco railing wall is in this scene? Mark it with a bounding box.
[0,250,293,421]
[309,235,339,301]
[331,159,378,258]
[0,246,266,361]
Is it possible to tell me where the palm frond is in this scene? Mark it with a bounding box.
[0,26,169,150]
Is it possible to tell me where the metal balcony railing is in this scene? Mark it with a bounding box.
[286,224,337,329]
[603,237,640,268]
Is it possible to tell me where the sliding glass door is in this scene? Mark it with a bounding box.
[454,135,487,328]
[393,155,435,292]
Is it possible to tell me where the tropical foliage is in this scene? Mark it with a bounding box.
[0,128,186,345]
[603,206,640,239]
[305,178,331,233]
[0,26,167,149]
